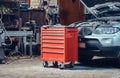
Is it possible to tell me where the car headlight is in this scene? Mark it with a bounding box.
[94,27,120,34]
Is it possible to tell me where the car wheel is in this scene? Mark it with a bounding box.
[78,54,93,64]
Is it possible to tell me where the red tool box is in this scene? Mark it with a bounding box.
[41,25,78,69]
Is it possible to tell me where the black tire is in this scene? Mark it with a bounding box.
[78,54,93,64]
[53,61,58,67]
[43,61,48,67]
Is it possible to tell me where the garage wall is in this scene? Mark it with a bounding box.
[58,0,84,25]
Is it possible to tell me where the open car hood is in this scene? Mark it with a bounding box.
[81,0,120,17]
[81,0,120,7]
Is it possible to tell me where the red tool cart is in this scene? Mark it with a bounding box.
[41,25,78,69]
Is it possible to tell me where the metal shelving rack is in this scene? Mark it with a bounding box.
[0,0,20,30]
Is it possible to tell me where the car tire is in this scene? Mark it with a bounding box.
[78,54,93,64]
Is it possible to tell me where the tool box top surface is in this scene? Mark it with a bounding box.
[41,25,78,28]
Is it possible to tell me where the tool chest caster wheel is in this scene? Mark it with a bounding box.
[43,61,48,67]
[69,62,75,68]
[59,63,65,69]
[53,61,58,67]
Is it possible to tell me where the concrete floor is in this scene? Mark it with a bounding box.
[0,56,120,78]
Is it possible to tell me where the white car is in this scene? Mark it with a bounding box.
[69,1,120,65]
